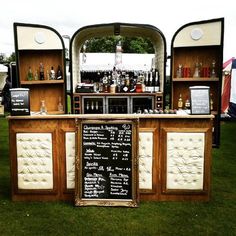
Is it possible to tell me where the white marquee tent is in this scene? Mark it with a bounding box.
[80,53,155,72]
[0,64,8,90]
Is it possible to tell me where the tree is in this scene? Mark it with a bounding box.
[0,52,16,64]
[7,52,16,63]
[83,36,154,54]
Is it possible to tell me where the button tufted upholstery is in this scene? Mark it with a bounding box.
[65,132,75,189]
[17,133,53,189]
[139,132,153,190]
[166,132,205,190]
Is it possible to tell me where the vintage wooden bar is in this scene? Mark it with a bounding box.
[8,114,213,202]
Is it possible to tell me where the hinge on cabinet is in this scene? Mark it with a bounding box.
[114,23,120,36]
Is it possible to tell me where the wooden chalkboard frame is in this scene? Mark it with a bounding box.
[75,118,139,207]
[190,86,210,115]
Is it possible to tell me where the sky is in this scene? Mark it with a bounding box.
[1,0,236,62]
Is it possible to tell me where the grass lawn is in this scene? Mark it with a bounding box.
[0,116,236,236]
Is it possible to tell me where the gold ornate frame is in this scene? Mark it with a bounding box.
[75,118,139,207]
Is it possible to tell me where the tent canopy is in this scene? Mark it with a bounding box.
[0,64,8,73]
[221,57,236,117]
[80,53,155,72]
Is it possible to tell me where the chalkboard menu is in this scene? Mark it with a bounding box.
[10,88,30,116]
[190,86,210,115]
[75,119,139,207]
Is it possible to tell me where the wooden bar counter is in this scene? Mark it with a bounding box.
[8,114,213,202]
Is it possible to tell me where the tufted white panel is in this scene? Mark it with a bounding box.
[65,132,75,189]
[166,132,205,190]
[139,132,153,190]
[16,133,53,189]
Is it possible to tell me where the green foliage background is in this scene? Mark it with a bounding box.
[84,36,155,54]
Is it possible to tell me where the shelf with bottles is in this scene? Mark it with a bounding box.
[24,63,64,82]
[18,50,64,82]
[82,97,105,114]
[80,67,162,94]
[27,85,65,114]
[174,59,219,80]
[173,92,216,112]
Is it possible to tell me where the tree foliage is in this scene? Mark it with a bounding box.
[83,36,154,54]
[0,52,16,64]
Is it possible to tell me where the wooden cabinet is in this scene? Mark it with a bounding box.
[14,23,67,114]
[8,114,213,202]
[170,18,224,147]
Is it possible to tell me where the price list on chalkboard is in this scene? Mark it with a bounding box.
[81,123,133,200]
[10,88,30,116]
[190,86,210,115]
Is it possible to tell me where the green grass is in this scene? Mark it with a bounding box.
[1,116,236,236]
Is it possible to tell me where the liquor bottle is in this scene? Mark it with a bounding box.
[154,70,160,92]
[129,77,136,92]
[176,64,183,78]
[102,72,109,93]
[57,96,63,112]
[27,67,33,81]
[34,70,39,80]
[86,101,90,111]
[39,63,44,80]
[91,101,94,110]
[177,93,183,109]
[149,70,153,92]
[50,66,55,80]
[116,80,122,93]
[193,62,201,78]
[56,65,63,80]
[184,96,191,110]
[151,70,155,93]
[210,93,214,111]
[46,70,50,80]
[210,60,216,78]
[122,73,129,92]
[144,71,148,92]
[95,101,99,110]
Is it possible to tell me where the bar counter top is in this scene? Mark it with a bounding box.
[7,113,214,120]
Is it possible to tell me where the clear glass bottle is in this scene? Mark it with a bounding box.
[40,100,47,115]
[184,96,191,110]
[176,64,183,78]
[50,66,55,80]
[155,70,160,92]
[27,67,33,81]
[57,97,63,112]
[34,70,39,80]
[193,62,201,78]
[210,60,216,78]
